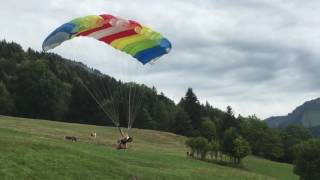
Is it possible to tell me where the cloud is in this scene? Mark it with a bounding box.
[1,0,320,119]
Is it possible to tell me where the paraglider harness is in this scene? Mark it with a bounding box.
[119,136,133,145]
[117,127,133,150]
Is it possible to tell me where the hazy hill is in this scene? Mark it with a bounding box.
[265,98,320,136]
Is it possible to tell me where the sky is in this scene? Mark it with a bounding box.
[1,0,320,119]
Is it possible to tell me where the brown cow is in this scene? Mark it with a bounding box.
[64,136,78,142]
[90,132,97,140]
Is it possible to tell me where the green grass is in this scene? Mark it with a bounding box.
[0,115,298,180]
[243,156,298,180]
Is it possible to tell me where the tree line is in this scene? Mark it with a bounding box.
[0,40,225,136]
[0,40,319,179]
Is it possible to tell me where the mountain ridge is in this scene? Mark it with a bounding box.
[265,98,320,136]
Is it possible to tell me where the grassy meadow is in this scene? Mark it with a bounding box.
[0,115,298,180]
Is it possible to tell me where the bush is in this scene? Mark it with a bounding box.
[186,137,209,159]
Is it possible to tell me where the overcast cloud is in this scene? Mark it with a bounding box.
[1,0,320,119]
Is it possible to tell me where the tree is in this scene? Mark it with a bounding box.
[281,125,312,162]
[179,88,202,129]
[208,140,219,160]
[199,118,217,141]
[293,139,320,180]
[0,40,25,62]
[200,102,224,131]
[222,127,238,157]
[135,107,156,129]
[240,116,284,160]
[233,136,251,164]
[186,137,196,157]
[172,108,193,136]
[195,137,209,159]
[152,101,174,131]
[67,78,105,125]
[201,141,211,160]
[240,116,268,154]
[262,129,284,160]
[0,81,14,114]
[220,106,239,137]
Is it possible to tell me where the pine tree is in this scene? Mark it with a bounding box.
[179,88,202,129]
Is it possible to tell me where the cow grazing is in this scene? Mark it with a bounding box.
[64,136,78,142]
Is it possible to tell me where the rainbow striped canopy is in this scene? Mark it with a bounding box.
[42,14,171,64]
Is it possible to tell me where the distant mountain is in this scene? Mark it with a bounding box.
[265,98,320,137]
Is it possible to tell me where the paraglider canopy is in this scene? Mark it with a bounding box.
[42,14,172,65]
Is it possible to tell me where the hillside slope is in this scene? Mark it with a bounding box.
[0,115,297,180]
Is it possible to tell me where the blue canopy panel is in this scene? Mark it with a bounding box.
[134,38,171,64]
[42,23,76,51]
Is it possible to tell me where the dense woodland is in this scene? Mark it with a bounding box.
[0,40,319,178]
